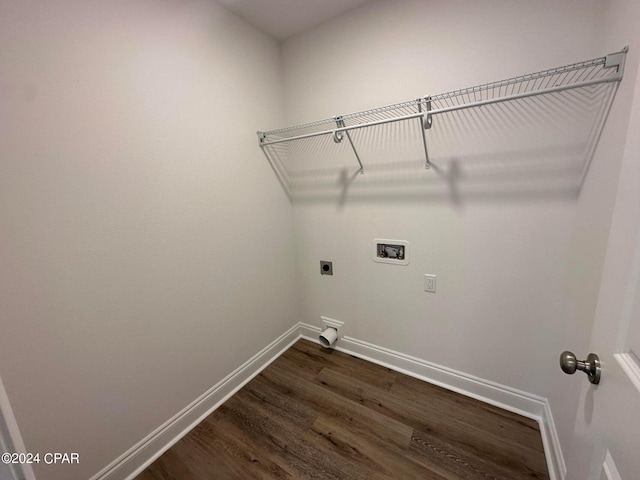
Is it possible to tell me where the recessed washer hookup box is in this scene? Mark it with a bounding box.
[373,239,409,265]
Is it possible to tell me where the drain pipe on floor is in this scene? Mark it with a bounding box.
[319,327,338,348]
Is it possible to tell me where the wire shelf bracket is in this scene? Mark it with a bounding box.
[333,116,364,174]
[257,47,628,185]
[417,96,432,169]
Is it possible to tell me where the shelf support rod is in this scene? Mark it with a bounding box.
[428,74,624,117]
[418,97,432,169]
[259,112,424,147]
[334,116,364,174]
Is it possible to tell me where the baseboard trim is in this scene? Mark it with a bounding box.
[90,321,565,480]
[540,399,567,480]
[298,322,565,480]
[89,323,301,480]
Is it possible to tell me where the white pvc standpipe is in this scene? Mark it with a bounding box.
[319,327,338,348]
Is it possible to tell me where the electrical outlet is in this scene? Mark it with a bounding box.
[424,274,436,293]
[321,316,344,339]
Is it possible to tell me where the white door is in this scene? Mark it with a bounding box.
[564,54,640,480]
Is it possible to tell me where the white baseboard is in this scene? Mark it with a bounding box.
[298,322,565,480]
[89,323,301,480]
[89,321,565,480]
[540,399,567,480]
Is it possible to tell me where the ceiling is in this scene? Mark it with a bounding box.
[217,0,372,41]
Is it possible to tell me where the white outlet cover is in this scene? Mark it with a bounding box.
[424,274,436,293]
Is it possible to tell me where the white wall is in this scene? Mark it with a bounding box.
[281,0,631,455]
[0,1,296,479]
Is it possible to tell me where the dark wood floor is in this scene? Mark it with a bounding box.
[136,339,549,480]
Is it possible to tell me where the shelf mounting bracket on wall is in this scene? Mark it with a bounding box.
[604,46,628,75]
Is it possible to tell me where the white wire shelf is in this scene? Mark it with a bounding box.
[258,47,627,187]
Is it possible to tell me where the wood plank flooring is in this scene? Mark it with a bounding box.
[136,339,549,480]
